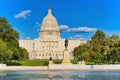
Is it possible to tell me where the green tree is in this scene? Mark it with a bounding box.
[110,34,120,64]
[0,39,12,63]
[116,40,120,62]
[74,30,111,64]
[19,47,29,60]
[74,30,120,64]
[0,17,29,61]
[74,44,90,61]
[0,17,19,42]
[89,30,108,63]
[111,34,120,42]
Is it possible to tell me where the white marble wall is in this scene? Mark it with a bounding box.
[19,38,86,60]
[49,64,120,70]
[0,64,6,68]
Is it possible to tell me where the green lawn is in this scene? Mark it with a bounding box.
[4,61,22,66]
[4,60,78,66]
[4,60,49,66]
[4,60,111,66]
[19,60,49,66]
[53,60,62,64]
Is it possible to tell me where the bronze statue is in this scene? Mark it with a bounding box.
[49,57,52,61]
[65,39,68,49]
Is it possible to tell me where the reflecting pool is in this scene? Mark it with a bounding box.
[1,70,120,80]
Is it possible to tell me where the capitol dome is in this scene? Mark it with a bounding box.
[39,7,60,38]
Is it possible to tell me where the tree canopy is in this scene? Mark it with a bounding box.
[74,30,120,64]
[0,17,28,63]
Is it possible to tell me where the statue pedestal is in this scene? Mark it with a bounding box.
[81,60,85,65]
[78,60,86,65]
[62,50,71,64]
[49,61,54,65]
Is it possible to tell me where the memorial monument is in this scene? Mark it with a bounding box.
[49,57,54,65]
[62,39,71,64]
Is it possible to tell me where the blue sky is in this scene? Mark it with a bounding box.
[0,0,120,40]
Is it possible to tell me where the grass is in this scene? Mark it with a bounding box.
[4,60,49,66]
[4,60,116,66]
[19,60,49,66]
[4,60,78,66]
[71,60,78,64]
[53,60,62,64]
[53,60,78,64]
[4,61,21,66]
[85,62,95,65]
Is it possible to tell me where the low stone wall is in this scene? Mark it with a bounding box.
[1,64,120,71]
[0,66,48,71]
[93,65,120,70]
[0,64,6,67]
[49,64,120,70]
[49,64,90,70]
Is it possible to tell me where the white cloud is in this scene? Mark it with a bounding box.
[14,10,32,19]
[70,34,85,40]
[66,27,97,32]
[59,25,97,32]
[34,22,41,28]
[59,25,69,31]
[36,22,40,25]
[33,22,41,32]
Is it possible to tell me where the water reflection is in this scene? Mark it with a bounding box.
[1,71,120,80]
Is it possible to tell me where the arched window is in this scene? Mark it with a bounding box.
[49,53,51,56]
[39,54,41,56]
[42,54,44,56]
[59,53,61,56]
[46,53,48,56]
[52,53,55,56]
[56,53,58,56]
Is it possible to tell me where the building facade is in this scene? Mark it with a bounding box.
[19,8,87,60]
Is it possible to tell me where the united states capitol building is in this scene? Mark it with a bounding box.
[19,8,87,60]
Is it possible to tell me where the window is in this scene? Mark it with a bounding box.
[48,31,52,35]
[42,54,44,56]
[49,53,51,56]
[59,53,61,56]
[39,54,41,56]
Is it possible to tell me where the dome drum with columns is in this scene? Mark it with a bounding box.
[19,7,87,60]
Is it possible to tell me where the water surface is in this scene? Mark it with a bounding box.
[0,70,120,80]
